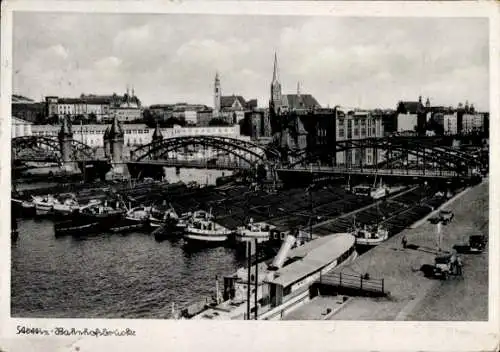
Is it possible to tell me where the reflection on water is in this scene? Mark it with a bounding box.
[162,167,233,186]
[11,218,246,319]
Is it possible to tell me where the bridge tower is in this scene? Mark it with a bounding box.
[58,116,78,173]
[105,116,130,179]
[151,123,163,159]
[103,126,111,159]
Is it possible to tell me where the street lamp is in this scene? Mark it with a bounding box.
[306,183,316,241]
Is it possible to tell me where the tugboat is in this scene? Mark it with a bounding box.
[184,210,232,244]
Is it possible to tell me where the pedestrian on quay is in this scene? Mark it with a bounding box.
[402,235,408,249]
[457,256,463,276]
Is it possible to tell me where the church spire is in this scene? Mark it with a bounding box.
[272,52,279,83]
[270,52,282,115]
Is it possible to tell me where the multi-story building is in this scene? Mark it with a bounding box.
[246,109,272,140]
[11,116,33,138]
[425,101,486,135]
[21,123,246,149]
[196,108,214,127]
[335,108,385,165]
[11,95,46,123]
[45,88,141,123]
[443,113,458,135]
[395,97,427,134]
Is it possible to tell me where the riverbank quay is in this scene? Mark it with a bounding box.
[284,179,488,320]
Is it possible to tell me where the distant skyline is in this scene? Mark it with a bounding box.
[13,13,489,111]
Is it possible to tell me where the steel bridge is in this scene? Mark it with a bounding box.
[11,135,486,180]
[280,137,484,179]
[128,136,281,169]
[11,136,96,163]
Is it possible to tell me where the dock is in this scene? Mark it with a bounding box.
[283,178,488,320]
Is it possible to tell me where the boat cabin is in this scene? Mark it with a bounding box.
[265,237,356,310]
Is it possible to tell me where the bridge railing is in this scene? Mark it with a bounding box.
[282,164,464,177]
[128,158,253,170]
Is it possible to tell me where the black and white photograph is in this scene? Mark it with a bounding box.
[2,1,499,351]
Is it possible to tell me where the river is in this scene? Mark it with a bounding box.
[11,168,242,319]
[11,218,247,319]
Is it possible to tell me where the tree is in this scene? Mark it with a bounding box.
[163,117,186,127]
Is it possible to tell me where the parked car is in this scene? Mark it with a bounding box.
[439,210,454,224]
[469,235,486,253]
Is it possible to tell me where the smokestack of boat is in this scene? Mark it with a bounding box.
[269,233,296,270]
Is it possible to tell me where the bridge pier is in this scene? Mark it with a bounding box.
[104,117,130,180]
[58,116,80,175]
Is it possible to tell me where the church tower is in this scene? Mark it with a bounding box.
[270,52,282,115]
[214,71,221,118]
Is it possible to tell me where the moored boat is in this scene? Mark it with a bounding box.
[53,194,81,216]
[125,205,152,224]
[149,204,179,228]
[351,202,389,248]
[235,220,276,244]
[191,232,357,320]
[184,210,232,243]
[54,202,125,236]
[352,223,389,248]
[32,195,60,216]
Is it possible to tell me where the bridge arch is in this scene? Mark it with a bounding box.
[12,136,95,163]
[286,137,482,177]
[131,136,280,166]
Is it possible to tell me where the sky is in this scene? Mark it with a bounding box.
[12,13,489,111]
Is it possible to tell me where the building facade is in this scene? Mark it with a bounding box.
[22,123,245,149]
[11,95,45,123]
[45,88,141,123]
[395,97,427,134]
[335,108,385,165]
[11,117,33,138]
